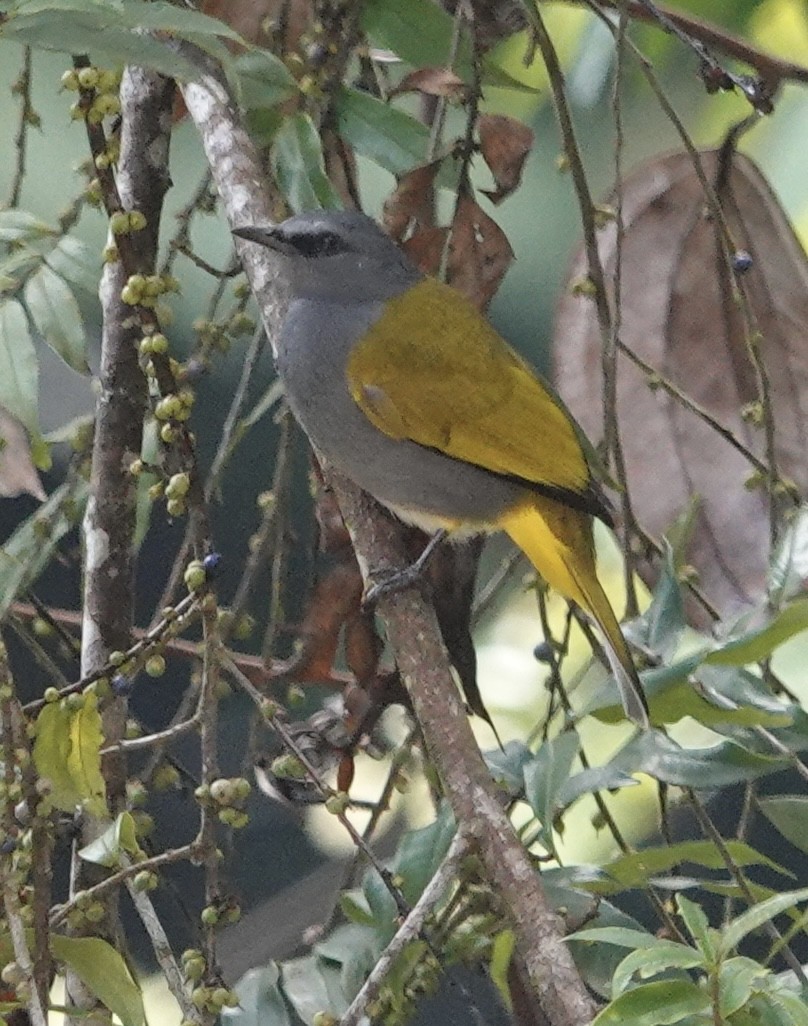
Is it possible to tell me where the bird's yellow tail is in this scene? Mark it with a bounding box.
[500,497,649,727]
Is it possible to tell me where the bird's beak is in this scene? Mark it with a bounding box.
[232,224,291,253]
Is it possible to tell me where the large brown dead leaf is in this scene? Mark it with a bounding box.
[554,149,808,622]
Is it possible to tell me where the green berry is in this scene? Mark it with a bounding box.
[145,654,166,678]
[184,561,207,593]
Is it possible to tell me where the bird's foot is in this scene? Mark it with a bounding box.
[362,529,448,607]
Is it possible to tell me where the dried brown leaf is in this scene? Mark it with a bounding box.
[478,113,534,204]
[446,193,514,309]
[383,162,442,241]
[389,68,468,100]
[286,562,363,681]
[554,149,808,621]
[0,407,45,501]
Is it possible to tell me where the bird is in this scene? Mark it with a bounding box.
[233,209,649,728]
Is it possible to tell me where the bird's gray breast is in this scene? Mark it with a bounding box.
[276,297,522,523]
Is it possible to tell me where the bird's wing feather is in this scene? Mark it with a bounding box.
[347,277,593,499]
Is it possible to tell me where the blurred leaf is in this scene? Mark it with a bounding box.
[0,298,39,436]
[569,926,661,949]
[758,796,808,854]
[1,0,245,78]
[0,407,45,500]
[485,739,535,795]
[224,965,292,1026]
[770,506,808,605]
[556,150,808,622]
[718,957,770,1019]
[489,930,515,1012]
[335,87,434,178]
[79,812,139,867]
[590,978,709,1025]
[604,840,789,890]
[361,0,461,69]
[0,478,88,619]
[281,954,348,1022]
[720,887,808,956]
[24,265,89,374]
[235,49,298,111]
[611,942,702,998]
[338,891,375,927]
[629,544,686,662]
[46,235,100,294]
[270,112,342,214]
[523,731,579,843]
[609,728,789,788]
[0,209,55,242]
[51,935,143,1026]
[392,806,455,905]
[705,598,808,666]
[362,868,398,943]
[556,765,638,810]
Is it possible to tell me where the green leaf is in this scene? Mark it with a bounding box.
[0,298,39,435]
[281,953,349,1022]
[591,979,710,1025]
[630,543,686,661]
[360,0,460,69]
[362,868,398,943]
[489,930,515,1013]
[608,729,788,788]
[611,942,703,998]
[0,478,88,619]
[51,935,143,1026]
[720,888,808,956]
[485,739,535,794]
[338,890,375,927]
[569,926,660,949]
[392,806,455,905]
[270,112,342,214]
[706,598,808,666]
[0,209,55,242]
[229,965,291,1026]
[235,49,298,111]
[769,505,808,605]
[79,812,140,867]
[604,840,789,890]
[764,981,808,1026]
[676,895,716,963]
[758,796,808,854]
[718,957,770,1019]
[46,235,101,293]
[24,265,89,373]
[33,691,106,815]
[522,732,579,843]
[0,10,199,77]
[556,765,638,810]
[335,87,437,178]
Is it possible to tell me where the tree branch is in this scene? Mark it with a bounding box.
[180,53,597,1025]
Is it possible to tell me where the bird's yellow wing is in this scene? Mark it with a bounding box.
[347,277,594,502]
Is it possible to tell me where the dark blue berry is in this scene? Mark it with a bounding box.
[732,250,753,273]
[112,674,132,696]
[533,641,554,664]
[203,552,222,574]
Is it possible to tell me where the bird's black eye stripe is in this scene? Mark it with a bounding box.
[286,228,347,258]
